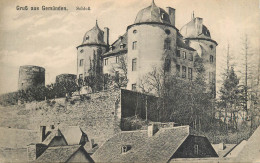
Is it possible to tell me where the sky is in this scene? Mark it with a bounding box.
[0,0,259,94]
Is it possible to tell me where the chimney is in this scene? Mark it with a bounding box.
[194,17,203,36]
[40,126,46,142]
[218,142,226,150]
[104,27,110,46]
[148,124,159,137]
[166,7,175,26]
[27,144,36,162]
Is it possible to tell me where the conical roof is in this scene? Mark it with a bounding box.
[134,0,171,24]
[82,20,105,45]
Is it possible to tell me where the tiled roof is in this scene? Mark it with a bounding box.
[42,126,89,146]
[35,145,81,162]
[235,126,260,162]
[92,126,190,162]
[212,144,236,157]
[103,33,128,57]
[42,129,64,146]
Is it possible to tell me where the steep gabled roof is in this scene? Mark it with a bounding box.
[61,126,89,145]
[92,126,190,162]
[42,126,89,146]
[42,129,66,146]
[35,145,83,162]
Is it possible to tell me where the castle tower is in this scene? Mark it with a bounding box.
[180,17,217,95]
[18,65,45,90]
[76,21,109,86]
[126,0,178,90]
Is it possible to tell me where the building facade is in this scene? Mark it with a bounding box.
[76,0,217,93]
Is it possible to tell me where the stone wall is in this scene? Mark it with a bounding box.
[0,89,121,145]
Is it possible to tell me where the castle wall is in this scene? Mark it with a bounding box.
[0,90,121,145]
[18,65,45,90]
[127,24,177,90]
[55,74,77,83]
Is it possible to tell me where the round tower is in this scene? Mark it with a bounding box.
[126,0,178,90]
[18,65,45,90]
[76,21,109,84]
[180,17,218,95]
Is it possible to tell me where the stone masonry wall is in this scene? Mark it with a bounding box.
[0,89,121,145]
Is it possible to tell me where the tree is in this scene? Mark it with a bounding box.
[218,67,242,130]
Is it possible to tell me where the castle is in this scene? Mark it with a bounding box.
[76,0,217,93]
[17,0,217,94]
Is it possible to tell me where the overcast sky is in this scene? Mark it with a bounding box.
[0,0,259,94]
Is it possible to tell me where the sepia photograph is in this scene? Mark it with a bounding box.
[0,0,259,162]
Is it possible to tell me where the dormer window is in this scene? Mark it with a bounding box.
[110,45,114,51]
[85,35,89,40]
[120,43,124,49]
[121,145,131,154]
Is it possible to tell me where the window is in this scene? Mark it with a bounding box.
[132,58,137,71]
[183,51,186,59]
[189,53,193,61]
[188,68,193,80]
[176,64,180,77]
[115,71,119,83]
[133,30,137,34]
[120,44,124,49]
[80,49,84,53]
[116,56,119,63]
[210,45,213,50]
[85,35,89,40]
[132,84,136,91]
[209,72,215,83]
[194,145,199,155]
[121,145,131,154]
[164,59,171,72]
[79,74,83,79]
[165,29,171,35]
[182,66,186,78]
[79,59,84,67]
[132,41,137,50]
[164,39,171,50]
[104,58,108,65]
[177,50,180,57]
[210,55,214,63]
